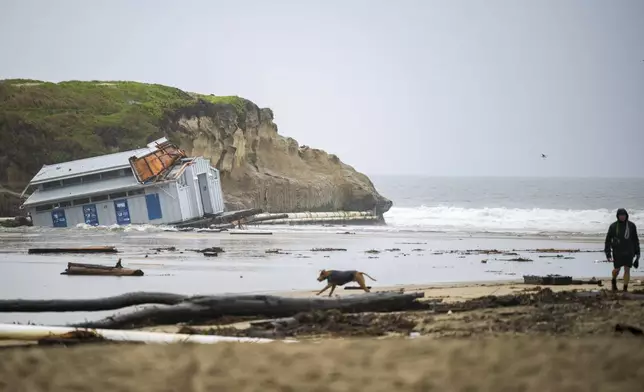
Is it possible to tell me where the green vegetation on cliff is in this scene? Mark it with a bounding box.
[0,81,244,181]
[0,79,249,214]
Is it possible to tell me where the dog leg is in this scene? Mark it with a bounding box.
[316,284,331,296]
[356,274,370,293]
[328,285,337,297]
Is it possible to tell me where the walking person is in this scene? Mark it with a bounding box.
[605,208,640,292]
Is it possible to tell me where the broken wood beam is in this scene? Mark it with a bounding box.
[70,291,426,330]
[229,231,273,235]
[28,246,118,254]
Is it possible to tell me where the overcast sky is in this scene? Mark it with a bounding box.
[1,0,643,177]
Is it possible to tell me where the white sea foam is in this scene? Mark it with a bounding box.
[383,205,644,235]
[52,206,643,236]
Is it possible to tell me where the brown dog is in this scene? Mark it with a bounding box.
[316,269,377,296]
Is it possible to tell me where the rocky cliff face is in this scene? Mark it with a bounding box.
[0,80,392,217]
[164,99,392,215]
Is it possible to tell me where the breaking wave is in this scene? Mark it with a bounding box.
[7,206,640,237]
[383,205,644,235]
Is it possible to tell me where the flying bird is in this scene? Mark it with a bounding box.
[541,154,547,159]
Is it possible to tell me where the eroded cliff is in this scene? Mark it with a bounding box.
[0,80,392,216]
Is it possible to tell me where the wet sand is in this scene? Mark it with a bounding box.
[0,226,632,326]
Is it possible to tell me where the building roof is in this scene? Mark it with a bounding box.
[28,147,156,185]
[22,176,142,207]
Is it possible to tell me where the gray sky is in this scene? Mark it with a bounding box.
[1,0,643,177]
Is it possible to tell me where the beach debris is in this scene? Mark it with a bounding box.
[539,254,576,259]
[37,329,110,347]
[28,246,118,254]
[507,257,533,262]
[344,286,373,290]
[411,248,425,252]
[64,291,426,330]
[265,249,290,255]
[614,324,644,337]
[338,231,356,235]
[186,247,225,253]
[203,252,218,257]
[523,275,603,286]
[229,231,273,235]
[0,323,275,345]
[481,259,488,264]
[385,248,401,252]
[61,259,143,277]
[179,309,418,339]
[502,252,519,256]
[397,242,427,245]
[530,248,581,253]
[368,256,379,259]
[150,246,177,252]
[365,249,381,254]
[311,248,347,252]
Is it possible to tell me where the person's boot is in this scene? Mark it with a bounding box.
[611,278,618,292]
[623,284,628,292]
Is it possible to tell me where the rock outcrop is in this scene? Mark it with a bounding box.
[0,80,392,217]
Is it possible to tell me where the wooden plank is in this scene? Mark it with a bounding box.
[28,246,118,254]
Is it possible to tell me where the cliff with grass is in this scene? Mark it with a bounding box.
[0,79,392,217]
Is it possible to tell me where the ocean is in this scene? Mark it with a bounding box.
[374,176,644,236]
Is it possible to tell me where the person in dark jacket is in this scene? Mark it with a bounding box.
[605,208,640,292]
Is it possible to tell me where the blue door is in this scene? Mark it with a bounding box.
[114,199,131,225]
[145,193,163,220]
[82,204,99,226]
[51,209,67,228]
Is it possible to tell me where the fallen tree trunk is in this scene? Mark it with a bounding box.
[71,292,426,330]
[0,292,188,313]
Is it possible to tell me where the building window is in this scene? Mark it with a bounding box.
[128,189,145,196]
[178,172,188,188]
[42,181,63,190]
[101,170,120,180]
[91,194,108,202]
[123,168,133,177]
[62,177,82,186]
[83,173,102,183]
[72,198,90,206]
[35,204,54,212]
[109,191,127,199]
[57,201,72,208]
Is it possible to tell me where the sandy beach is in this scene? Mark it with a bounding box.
[1,279,644,391]
[1,226,643,391]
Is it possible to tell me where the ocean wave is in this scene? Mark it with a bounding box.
[383,205,644,234]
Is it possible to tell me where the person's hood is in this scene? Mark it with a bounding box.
[616,208,629,221]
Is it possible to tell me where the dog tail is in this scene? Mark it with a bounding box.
[361,272,377,281]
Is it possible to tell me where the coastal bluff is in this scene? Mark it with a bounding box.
[0,80,392,217]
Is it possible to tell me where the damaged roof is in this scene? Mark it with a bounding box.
[28,138,173,185]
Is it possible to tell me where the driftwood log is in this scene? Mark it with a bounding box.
[0,292,188,312]
[67,292,426,330]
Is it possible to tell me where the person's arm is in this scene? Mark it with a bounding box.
[605,223,614,260]
[633,223,640,257]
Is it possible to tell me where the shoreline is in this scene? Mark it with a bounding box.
[271,274,644,299]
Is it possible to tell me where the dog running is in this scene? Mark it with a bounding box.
[316,269,377,296]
